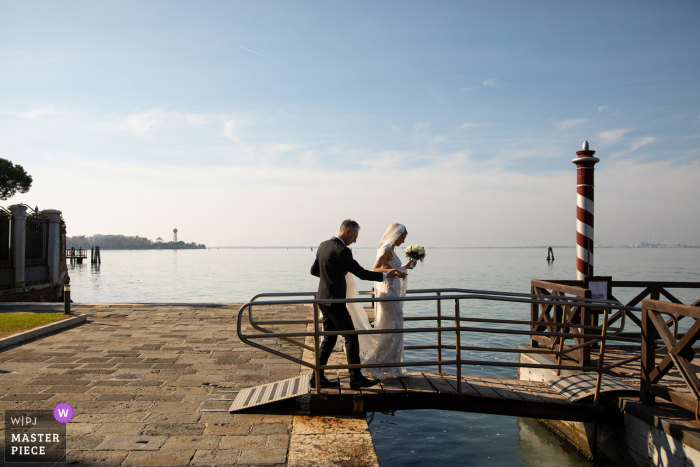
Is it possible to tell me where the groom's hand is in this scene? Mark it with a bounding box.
[387,269,398,279]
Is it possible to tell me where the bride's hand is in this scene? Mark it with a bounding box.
[407,260,417,269]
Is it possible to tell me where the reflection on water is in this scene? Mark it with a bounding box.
[367,410,591,466]
[67,247,699,465]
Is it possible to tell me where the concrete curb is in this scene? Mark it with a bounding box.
[0,314,86,349]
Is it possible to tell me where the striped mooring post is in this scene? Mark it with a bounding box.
[572,141,599,280]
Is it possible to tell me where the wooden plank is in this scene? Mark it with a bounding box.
[381,377,407,395]
[400,375,436,394]
[644,299,700,319]
[359,379,384,396]
[648,319,700,383]
[442,373,481,397]
[478,377,525,401]
[424,373,457,395]
[316,372,341,395]
[338,373,361,396]
[498,379,544,403]
[462,376,503,400]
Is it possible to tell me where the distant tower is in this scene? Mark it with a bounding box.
[173,229,178,243]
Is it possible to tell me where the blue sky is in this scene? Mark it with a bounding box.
[2,1,699,247]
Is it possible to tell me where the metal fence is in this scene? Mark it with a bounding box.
[0,212,12,269]
[0,211,13,289]
[25,216,48,267]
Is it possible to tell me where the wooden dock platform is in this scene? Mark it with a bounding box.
[310,371,609,423]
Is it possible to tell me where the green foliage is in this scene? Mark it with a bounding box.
[0,158,32,200]
[0,313,69,338]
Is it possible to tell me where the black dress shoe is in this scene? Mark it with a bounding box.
[309,374,340,388]
[350,376,380,390]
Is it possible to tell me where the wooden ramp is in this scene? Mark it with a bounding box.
[310,372,610,423]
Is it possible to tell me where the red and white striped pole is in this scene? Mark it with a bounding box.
[573,141,599,280]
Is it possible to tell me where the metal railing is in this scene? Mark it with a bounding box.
[238,288,645,404]
[0,211,12,270]
[25,216,48,267]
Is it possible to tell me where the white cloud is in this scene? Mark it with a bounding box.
[629,136,656,152]
[460,122,478,129]
[460,87,474,93]
[555,118,587,131]
[414,122,431,131]
[598,128,632,146]
[432,135,445,143]
[598,106,610,113]
[17,107,66,119]
[483,78,498,87]
[113,110,163,137]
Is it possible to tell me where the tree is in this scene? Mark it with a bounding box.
[0,158,32,200]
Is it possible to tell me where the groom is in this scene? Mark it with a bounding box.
[311,219,401,389]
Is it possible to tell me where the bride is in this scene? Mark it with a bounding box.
[344,223,416,379]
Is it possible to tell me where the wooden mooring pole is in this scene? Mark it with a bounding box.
[91,246,101,264]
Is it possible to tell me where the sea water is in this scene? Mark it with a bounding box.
[68,247,700,466]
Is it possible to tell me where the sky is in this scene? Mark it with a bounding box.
[1,1,699,247]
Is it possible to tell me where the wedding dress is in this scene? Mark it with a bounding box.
[343,224,409,379]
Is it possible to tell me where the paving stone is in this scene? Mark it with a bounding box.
[92,422,146,435]
[251,423,290,435]
[151,401,198,413]
[93,393,138,401]
[142,423,205,436]
[44,385,91,394]
[203,423,251,436]
[191,449,241,465]
[67,423,100,436]
[100,401,154,413]
[73,412,148,423]
[219,434,267,450]
[94,435,167,451]
[47,393,95,403]
[143,412,201,424]
[287,433,379,467]
[66,449,128,466]
[66,435,105,450]
[238,448,287,465]
[160,435,221,451]
[122,449,196,466]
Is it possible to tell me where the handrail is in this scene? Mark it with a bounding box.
[237,289,639,400]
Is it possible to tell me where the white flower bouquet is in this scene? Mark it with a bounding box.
[405,244,426,262]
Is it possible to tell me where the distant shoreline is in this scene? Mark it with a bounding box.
[207,245,700,250]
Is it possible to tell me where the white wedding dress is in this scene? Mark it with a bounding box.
[342,224,409,379]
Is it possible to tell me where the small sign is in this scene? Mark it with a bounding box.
[5,410,67,463]
[585,276,612,301]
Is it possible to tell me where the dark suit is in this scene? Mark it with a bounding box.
[311,237,384,379]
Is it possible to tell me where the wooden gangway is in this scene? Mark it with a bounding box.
[233,288,648,422]
[310,371,608,423]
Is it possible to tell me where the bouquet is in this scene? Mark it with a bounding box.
[405,244,426,262]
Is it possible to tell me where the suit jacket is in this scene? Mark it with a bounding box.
[311,237,384,301]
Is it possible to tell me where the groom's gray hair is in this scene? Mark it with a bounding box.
[339,219,360,232]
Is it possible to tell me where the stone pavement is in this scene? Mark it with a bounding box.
[0,303,310,466]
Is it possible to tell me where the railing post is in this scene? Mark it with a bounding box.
[8,205,26,288]
[594,307,609,405]
[640,301,656,405]
[312,303,321,393]
[41,209,62,284]
[437,291,442,373]
[530,285,539,348]
[455,299,461,393]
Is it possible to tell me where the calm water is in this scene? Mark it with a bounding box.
[69,247,699,466]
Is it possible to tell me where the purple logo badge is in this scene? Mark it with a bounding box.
[53,403,74,423]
